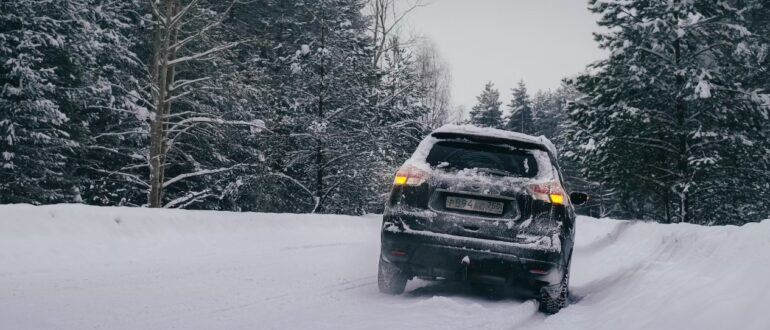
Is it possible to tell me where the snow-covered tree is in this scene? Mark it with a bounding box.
[469,82,503,128]
[0,0,147,204]
[67,1,149,206]
[506,80,534,134]
[144,0,267,208]
[239,0,379,213]
[368,0,425,68]
[375,37,429,160]
[414,39,454,129]
[566,0,770,224]
[744,0,770,98]
[0,0,447,214]
[0,0,74,203]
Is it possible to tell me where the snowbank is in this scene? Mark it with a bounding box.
[1,204,768,329]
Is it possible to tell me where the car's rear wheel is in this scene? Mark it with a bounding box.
[377,257,408,294]
[538,270,569,314]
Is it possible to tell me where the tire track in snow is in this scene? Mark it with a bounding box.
[575,220,636,255]
[4,205,769,330]
[280,242,351,251]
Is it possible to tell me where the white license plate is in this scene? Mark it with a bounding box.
[445,196,504,215]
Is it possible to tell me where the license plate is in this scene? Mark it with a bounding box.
[445,196,504,215]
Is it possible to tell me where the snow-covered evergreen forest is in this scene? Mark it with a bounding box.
[1,0,768,225]
[0,0,456,214]
[467,0,770,225]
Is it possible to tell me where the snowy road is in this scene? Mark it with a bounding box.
[1,205,769,330]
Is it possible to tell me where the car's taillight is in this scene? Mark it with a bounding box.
[393,165,428,186]
[528,181,567,205]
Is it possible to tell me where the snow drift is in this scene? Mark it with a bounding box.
[1,204,768,329]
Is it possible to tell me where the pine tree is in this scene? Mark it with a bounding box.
[506,80,534,134]
[566,0,770,224]
[469,82,503,128]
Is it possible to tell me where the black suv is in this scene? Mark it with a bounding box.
[378,125,587,314]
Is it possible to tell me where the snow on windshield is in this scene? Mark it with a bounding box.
[426,141,540,178]
[403,125,556,182]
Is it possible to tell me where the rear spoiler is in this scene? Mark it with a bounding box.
[431,132,551,155]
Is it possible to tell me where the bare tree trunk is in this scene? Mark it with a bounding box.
[313,16,327,214]
[159,1,179,207]
[673,0,690,223]
[371,0,382,67]
[369,0,424,68]
[149,0,178,208]
[148,3,166,208]
[663,190,671,223]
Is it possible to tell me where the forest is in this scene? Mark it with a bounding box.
[2,0,769,225]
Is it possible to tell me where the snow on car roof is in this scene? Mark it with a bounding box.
[431,124,558,156]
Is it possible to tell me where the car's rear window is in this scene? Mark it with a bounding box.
[425,141,540,178]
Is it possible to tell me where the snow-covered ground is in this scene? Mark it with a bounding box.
[1,204,768,330]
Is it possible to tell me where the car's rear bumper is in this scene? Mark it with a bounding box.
[381,226,566,291]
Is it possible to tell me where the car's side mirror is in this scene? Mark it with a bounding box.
[570,192,589,206]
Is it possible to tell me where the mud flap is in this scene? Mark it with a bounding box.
[460,255,470,280]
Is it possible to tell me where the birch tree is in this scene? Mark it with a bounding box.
[368,0,425,68]
[146,0,266,208]
[414,40,454,129]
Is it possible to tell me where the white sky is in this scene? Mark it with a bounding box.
[406,0,607,110]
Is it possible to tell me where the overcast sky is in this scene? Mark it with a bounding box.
[406,0,607,111]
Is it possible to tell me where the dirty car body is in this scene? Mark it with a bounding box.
[378,125,584,313]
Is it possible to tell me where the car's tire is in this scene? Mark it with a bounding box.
[378,257,408,295]
[538,270,569,314]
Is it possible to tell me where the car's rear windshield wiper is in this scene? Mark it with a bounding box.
[474,168,515,177]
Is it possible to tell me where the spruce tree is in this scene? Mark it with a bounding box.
[0,0,147,204]
[469,82,503,128]
[236,0,382,214]
[506,80,534,134]
[566,0,770,224]
[68,0,149,206]
[0,0,74,203]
